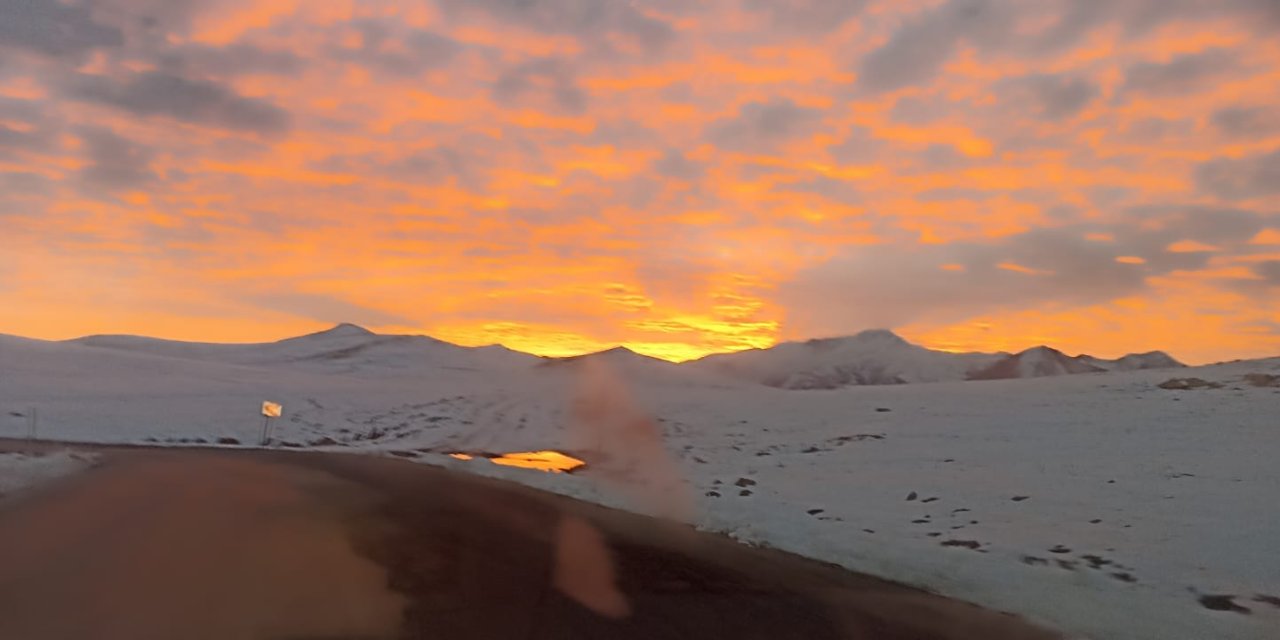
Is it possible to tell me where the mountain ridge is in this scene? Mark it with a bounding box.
[10,323,1191,387]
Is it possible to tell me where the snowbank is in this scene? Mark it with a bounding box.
[0,451,96,496]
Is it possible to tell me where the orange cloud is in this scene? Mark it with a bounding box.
[0,0,1276,365]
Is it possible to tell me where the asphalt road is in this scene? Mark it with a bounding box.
[0,443,1061,640]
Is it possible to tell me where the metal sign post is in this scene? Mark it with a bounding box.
[260,401,283,446]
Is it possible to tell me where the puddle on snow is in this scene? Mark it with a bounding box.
[447,450,585,474]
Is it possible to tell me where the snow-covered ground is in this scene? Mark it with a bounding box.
[0,451,96,497]
[0,327,1277,639]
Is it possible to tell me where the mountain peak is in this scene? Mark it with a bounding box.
[564,346,650,361]
[1113,350,1185,370]
[1022,345,1064,355]
[851,329,909,344]
[538,345,672,369]
[969,345,1102,380]
[312,323,375,338]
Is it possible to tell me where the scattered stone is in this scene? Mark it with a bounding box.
[1253,594,1280,609]
[1011,495,1030,502]
[1055,560,1078,571]
[389,450,418,458]
[739,489,753,497]
[906,491,918,501]
[807,509,825,515]
[875,407,892,412]
[921,497,939,503]
[940,539,982,550]
[1020,555,1049,566]
[705,491,721,498]
[309,436,339,446]
[912,519,930,524]
[1048,545,1071,554]
[712,479,722,485]
[8,411,23,418]
[734,477,757,487]
[830,434,885,444]
[927,532,942,537]
[279,441,303,448]
[1243,373,1280,388]
[863,529,875,534]
[1107,480,1116,484]
[1198,595,1250,614]
[1081,554,1113,569]
[951,508,970,513]
[1157,377,1223,390]
[1089,519,1102,524]
[1110,572,1137,583]
[943,458,955,463]
[216,437,240,445]
[801,446,826,454]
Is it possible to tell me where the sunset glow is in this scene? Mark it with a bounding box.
[456,450,586,474]
[1,0,1278,363]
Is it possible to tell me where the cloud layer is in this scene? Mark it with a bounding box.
[0,0,1277,363]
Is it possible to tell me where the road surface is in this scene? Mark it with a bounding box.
[0,443,1061,639]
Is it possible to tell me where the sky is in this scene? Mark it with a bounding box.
[1,0,1278,364]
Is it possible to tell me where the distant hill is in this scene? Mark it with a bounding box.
[68,323,536,373]
[690,329,1004,389]
[538,346,739,387]
[691,330,1184,389]
[35,323,1187,388]
[967,345,1105,380]
[970,346,1185,381]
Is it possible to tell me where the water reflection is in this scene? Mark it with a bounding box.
[447,450,585,473]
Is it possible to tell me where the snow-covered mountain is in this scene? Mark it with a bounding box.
[29,323,1187,389]
[689,329,1006,389]
[539,346,743,388]
[970,346,1185,380]
[690,330,1186,389]
[1080,351,1185,372]
[68,323,537,374]
[968,345,1105,380]
[539,346,673,369]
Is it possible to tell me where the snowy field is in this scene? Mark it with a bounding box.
[0,326,1277,639]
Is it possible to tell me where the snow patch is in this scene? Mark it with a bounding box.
[0,451,96,496]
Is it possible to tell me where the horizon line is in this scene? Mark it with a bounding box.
[1,321,1256,367]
